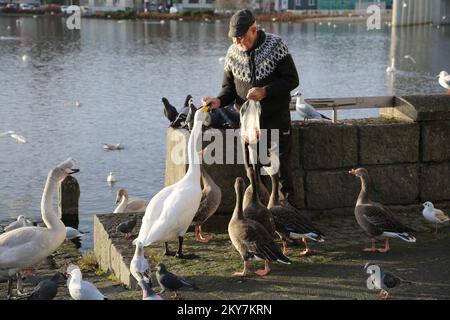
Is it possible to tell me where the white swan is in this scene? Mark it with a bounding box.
[113,189,148,213]
[4,215,34,232]
[134,108,208,258]
[107,172,116,183]
[67,265,106,300]
[0,158,78,299]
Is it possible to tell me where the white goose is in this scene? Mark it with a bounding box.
[0,158,78,299]
[134,107,208,258]
[113,189,148,213]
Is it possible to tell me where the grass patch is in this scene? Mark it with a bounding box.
[78,249,99,272]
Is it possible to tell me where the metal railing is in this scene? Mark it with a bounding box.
[289,95,395,123]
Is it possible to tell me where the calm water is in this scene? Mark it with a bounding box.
[0,15,449,250]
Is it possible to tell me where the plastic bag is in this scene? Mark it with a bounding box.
[240,100,261,144]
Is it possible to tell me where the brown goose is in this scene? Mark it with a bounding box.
[349,168,416,253]
[243,166,270,209]
[228,177,291,277]
[268,173,325,256]
[243,166,276,237]
[190,166,222,242]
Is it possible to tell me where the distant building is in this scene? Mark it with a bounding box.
[317,0,391,11]
[174,0,215,11]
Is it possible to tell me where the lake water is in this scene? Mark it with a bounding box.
[0,15,449,250]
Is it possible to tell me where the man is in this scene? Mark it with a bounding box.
[202,9,299,203]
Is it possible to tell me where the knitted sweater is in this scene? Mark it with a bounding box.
[217,31,299,131]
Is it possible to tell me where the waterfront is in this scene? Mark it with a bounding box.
[0,15,449,250]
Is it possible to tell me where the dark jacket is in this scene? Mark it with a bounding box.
[217,30,299,132]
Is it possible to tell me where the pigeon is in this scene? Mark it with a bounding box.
[66,265,107,300]
[137,279,162,300]
[364,262,412,299]
[155,263,198,299]
[171,94,192,128]
[422,201,449,234]
[130,240,151,284]
[162,97,179,123]
[437,71,450,95]
[28,272,63,300]
[185,99,198,131]
[116,216,137,239]
[65,227,85,240]
[293,91,331,121]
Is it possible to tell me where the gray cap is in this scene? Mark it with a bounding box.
[228,9,255,38]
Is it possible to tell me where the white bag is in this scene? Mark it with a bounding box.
[240,100,261,145]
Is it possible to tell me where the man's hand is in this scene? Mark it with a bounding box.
[246,87,267,101]
[201,97,221,110]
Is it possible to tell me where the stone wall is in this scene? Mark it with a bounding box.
[164,95,450,216]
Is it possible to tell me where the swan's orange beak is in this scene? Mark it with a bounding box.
[348,168,357,176]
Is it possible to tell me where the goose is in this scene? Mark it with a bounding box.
[65,226,85,240]
[27,272,62,300]
[364,262,412,300]
[137,279,162,300]
[267,173,325,256]
[422,201,449,234]
[107,172,116,183]
[243,166,276,237]
[349,168,416,253]
[155,263,198,299]
[113,189,148,213]
[4,215,34,232]
[190,166,222,242]
[243,166,270,209]
[134,107,208,259]
[130,240,151,284]
[162,97,179,123]
[0,158,78,299]
[437,71,450,95]
[228,177,291,277]
[386,57,396,74]
[293,91,331,121]
[66,265,107,300]
[101,143,124,151]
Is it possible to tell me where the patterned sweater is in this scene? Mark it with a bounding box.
[217,31,299,131]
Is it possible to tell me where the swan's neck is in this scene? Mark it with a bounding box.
[232,189,244,220]
[249,167,260,203]
[357,176,370,205]
[41,172,65,230]
[268,174,280,209]
[185,122,202,180]
[115,195,127,212]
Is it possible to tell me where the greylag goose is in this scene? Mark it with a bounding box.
[228,177,291,277]
[0,158,77,299]
[364,262,412,299]
[422,201,449,234]
[268,173,325,256]
[113,188,148,213]
[243,166,270,209]
[243,167,276,237]
[349,168,416,253]
[190,166,222,242]
[155,263,198,299]
[134,107,208,259]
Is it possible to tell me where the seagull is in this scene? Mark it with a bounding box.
[155,263,198,299]
[404,55,417,64]
[130,240,151,284]
[107,172,116,183]
[27,272,62,300]
[75,100,81,107]
[422,201,449,234]
[437,71,450,95]
[116,216,137,239]
[293,91,331,121]
[4,215,34,232]
[67,265,107,300]
[1,131,28,144]
[364,262,412,299]
[101,143,124,151]
[386,57,396,74]
[65,227,85,240]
